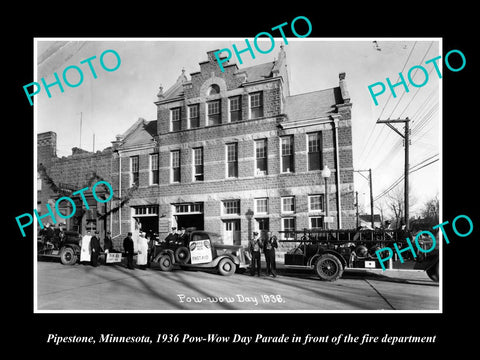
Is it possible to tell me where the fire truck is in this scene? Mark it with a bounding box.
[279,228,439,282]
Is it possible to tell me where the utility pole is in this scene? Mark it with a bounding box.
[376,118,411,230]
[355,191,359,228]
[354,169,374,229]
[369,168,374,229]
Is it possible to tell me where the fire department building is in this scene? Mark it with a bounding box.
[37,47,355,249]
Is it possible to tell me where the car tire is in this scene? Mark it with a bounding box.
[315,254,343,281]
[60,247,77,265]
[174,246,190,264]
[158,254,174,271]
[218,258,236,276]
[426,261,439,282]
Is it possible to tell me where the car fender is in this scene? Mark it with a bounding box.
[154,249,174,262]
[211,254,240,267]
[309,249,347,268]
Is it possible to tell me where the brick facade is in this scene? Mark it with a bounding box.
[37,47,355,252]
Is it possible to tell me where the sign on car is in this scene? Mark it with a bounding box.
[189,239,213,264]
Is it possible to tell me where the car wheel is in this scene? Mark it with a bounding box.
[60,247,77,265]
[174,246,190,264]
[426,261,439,282]
[158,254,174,271]
[315,254,343,281]
[218,258,236,276]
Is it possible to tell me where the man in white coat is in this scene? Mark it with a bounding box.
[80,231,92,264]
[136,231,149,270]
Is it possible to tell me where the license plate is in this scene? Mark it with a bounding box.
[52,250,59,255]
[365,261,376,268]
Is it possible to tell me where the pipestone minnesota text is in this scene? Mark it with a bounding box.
[368,49,466,106]
[15,180,113,237]
[23,49,121,106]
[375,214,474,271]
[214,16,312,72]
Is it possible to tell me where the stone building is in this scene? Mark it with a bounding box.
[37,46,355,250]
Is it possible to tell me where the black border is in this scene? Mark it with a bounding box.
[10,4,477,355]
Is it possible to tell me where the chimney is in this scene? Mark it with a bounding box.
[339,72,350,103]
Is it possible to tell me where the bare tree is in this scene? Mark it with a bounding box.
[385,185,417,229]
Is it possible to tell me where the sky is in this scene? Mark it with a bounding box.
[35,38,441,218]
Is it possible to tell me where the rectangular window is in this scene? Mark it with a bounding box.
[308,195,324,212]
[229,96,242,122]
[193,147,204,181]
[171,107,181,131]
[250,92,263,119]
[223,200,240,215]
[282,217,295,240]
[207,100,221,125]
[308,132,322,171]
[171,150,180,183]
[255,139,267,175]
[310,217,324,230]
[189,104,199,129]
[255,198,268,214]
[226,143,238,178]
[131,156,139,186]
[281,196,295,213]
[150,153,159,185]
[281,136,294,173]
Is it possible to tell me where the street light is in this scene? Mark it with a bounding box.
[321,165,331,229]
[245,208,254,244]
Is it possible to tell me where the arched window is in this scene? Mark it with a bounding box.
[207,84,220,96]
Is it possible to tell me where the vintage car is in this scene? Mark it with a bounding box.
[37,230,82,265]
[152,230,248,276]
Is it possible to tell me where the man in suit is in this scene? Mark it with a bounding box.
[249,231,262,276]
[90,231,102,267]
[123,232,135,270]
[262,231,278,277]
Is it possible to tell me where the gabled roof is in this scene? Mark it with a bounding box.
[237,61,274,82]
[118,118,156,148]
[284,87,342,121]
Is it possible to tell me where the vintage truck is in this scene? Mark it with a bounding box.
[152,229,248,276]
[37,230,82,265]
[279,228,439,282]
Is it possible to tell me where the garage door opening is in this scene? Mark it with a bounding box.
[172,202,204,230]
[132,205,159,238]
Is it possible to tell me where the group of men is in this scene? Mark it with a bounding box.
[248,230,279,277]
[79,230,114,267]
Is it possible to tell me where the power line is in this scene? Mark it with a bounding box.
[373,154,439,201]
[357,42,418,165]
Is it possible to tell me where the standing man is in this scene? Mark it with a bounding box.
[263,231,278,277]
[80,231,92,264]
[249,231,262,276]
[90,231,102,267]
[136,232,149,270]
[103,231,113,264]
[123,232,135,270]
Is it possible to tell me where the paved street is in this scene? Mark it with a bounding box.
[36,260,439,311]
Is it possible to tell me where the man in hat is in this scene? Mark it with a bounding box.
[80,230,92,264]
[262,231,278,277]
[136,231,149,270]
[102,231,114,265]
[123,232,135,270]
[178,227,188,247]
[249,231,262,276]
[164,227,177,246]
[90,231,102,267]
